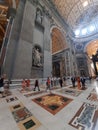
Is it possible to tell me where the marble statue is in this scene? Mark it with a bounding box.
[32,48,42,67]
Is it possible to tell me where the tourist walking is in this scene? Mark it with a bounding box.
[34,79,40,91]
[81,77,86,89]
[59,77,63,88]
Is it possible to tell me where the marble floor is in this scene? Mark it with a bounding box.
[0,80,98,130]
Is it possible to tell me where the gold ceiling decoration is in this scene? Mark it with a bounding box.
[86,40,98,58]
[0,0,19,48]
[52,28,67,54]
[52,0,98,29]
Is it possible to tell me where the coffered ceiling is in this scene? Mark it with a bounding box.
[51,0,98,56]
[52,0,98,37]
[52,0,98,27]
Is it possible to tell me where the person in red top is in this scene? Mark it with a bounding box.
[46,77,51,91]
[77,77,81,90]
[22,79,26,90]
[26,79,30,87]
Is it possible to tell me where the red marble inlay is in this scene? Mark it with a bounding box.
[32,93,73,115]
[16,109,27,118]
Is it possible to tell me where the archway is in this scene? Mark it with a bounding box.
[51,27,67,77]
[51,27,66,54]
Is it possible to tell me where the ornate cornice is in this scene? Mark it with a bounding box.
[42,0,69,30]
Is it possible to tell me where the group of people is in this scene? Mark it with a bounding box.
[45,77,65,91]
[22,79,30,90]
[0,73,87,97]
[22,79,40,91]
[22,77,65,92]
[71,76,86,90]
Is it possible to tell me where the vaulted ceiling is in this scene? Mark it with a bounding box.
[52,28,68,54]
[53,0,97,27]
[52,0,98,38]
[51,0,98,56]
[0,0,98,57]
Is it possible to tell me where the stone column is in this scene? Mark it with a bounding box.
[43,13,52,78]
[12,0,16,9]
[3,0,26,79]
[12,0,36,79]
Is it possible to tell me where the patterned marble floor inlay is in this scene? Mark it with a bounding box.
[0,91,12,98]
[87,92,98,102]
[6,96,18,102]
[57,88,82,97]
[10,103,41,130]
[18,116,41,130]
[50,87,61,90]
[12,107,32,123]
[24,90,45,97]
[69,86,87,90]
[18,89,32,93]
[32,93,73,115]
[69,103,98,130]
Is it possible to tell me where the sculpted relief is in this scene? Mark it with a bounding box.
[36,8,42,24]
[32,46,42,67]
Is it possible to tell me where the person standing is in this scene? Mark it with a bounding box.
[34,79,40,91]
[46,77,51,91]
[22,79,27,90]
[71,76,76,88]
[77,76,81,90]
[26,79,30,88]
[59,77,63,88]
[81,77,86,90]
[51,77,53,88]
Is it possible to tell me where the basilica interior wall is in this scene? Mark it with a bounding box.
[3,0,78,79]
[3,0,52,79]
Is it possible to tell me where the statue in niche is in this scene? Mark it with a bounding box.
[32,47,42,67]
[36,9,42,24]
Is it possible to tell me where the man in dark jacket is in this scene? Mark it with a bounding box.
[71,76,76,88]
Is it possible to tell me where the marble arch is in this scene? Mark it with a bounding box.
[50,27,67,54]
[50,26,69,77]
